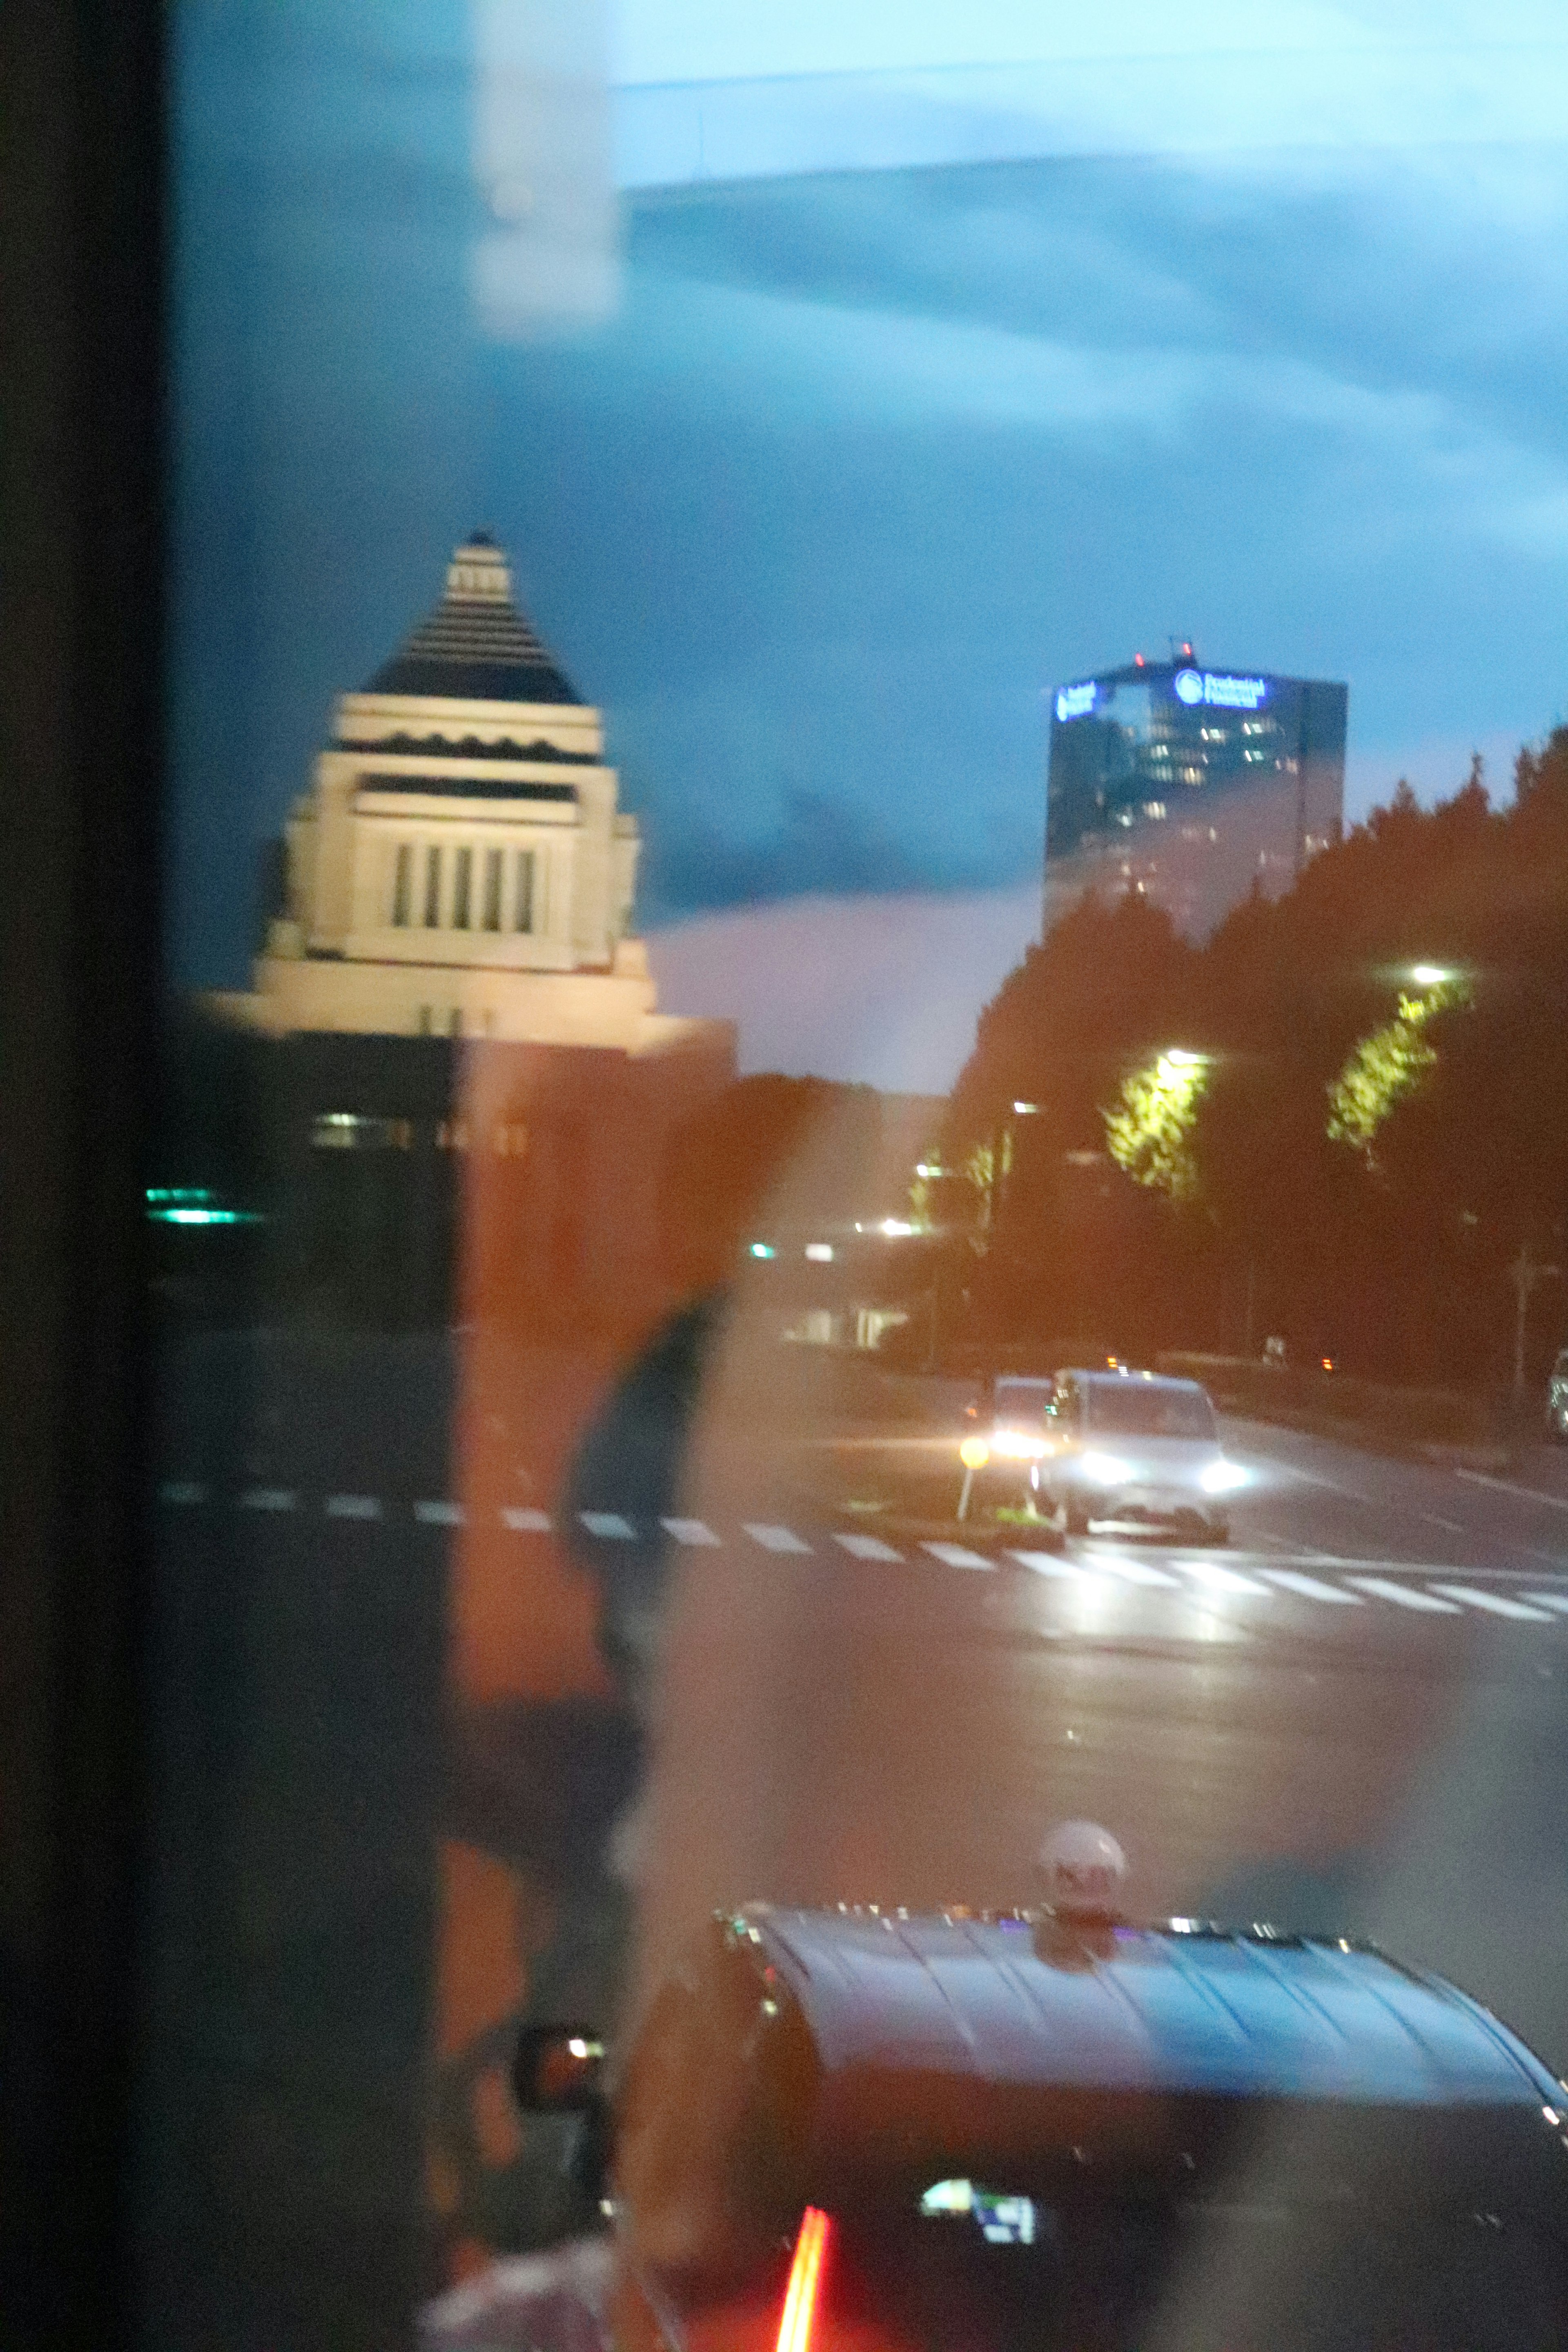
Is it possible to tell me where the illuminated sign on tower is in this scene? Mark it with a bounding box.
[1045,648,1347,940]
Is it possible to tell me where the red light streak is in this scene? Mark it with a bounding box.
[775,2206,831,2352]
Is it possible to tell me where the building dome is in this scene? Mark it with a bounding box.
[365,533,581,706]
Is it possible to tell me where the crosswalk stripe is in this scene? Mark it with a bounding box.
[835,1533,904,1561]
[239,1486,296,1512]
[415,1499,464,1526]
[501,1506,552,1532]
[579,1511,637,1540]
[1180,1561,1271,1597]
[923,1542,994,1569]
[1523,1591,1568,1616]
[1007,1549,1079,1577]
[1095,1553,1182,1588]
[1262,1570,1364,1604]
[662,1517,722,1546]
[744,1523,813,1555]
[325,1493,381,1520]
[1346,1577,1462,1613]
[1428,1584,1555,1622]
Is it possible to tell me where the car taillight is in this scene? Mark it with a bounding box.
[775,2207,831,2352]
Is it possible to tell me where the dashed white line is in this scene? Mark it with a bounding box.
[1008,1549,1078,1578]
[922,1542,993,1569]
[1262,1570,1365,1605]
[579,1511,637,1540]
[661,1517,721,1546]
[325,1493,381,1521]
[1181,1561,1271,1597]
[239,1486,296,1512]
[1455,1470,1568,1513]
[415,1499,464,1526]
[1421,1512,1464,1533]
[835,1533,904,1562]
[744,1523,813,1555]
[1094,1553,1182,1588]
[1428,1584,1555,1623]
[1346,1578,1462,1614]
[501,1506,552,1532]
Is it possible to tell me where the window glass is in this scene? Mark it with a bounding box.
[157,7,1568,2347]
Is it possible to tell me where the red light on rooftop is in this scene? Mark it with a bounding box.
[777,2207,832,2352]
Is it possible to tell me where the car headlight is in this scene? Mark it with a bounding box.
[959,1436,991,1469]
[991,1428,1047,1460]
[1080,1452,1131,1486]
[1200,1459,1249,1495]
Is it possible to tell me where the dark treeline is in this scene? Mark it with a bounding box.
[944,729,1568,1388]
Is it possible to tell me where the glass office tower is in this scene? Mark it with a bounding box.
[1045,651,1348,938]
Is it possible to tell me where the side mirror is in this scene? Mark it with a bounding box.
[512,2025,607,2114]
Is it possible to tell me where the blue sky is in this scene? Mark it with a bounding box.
[173,3,1568,1082]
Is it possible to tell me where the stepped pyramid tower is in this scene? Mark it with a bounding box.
[227,533,722,1057]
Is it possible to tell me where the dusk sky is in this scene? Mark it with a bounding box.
[173,4,1568,1085]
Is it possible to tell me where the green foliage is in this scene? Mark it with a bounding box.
[1103,1051,1208,1199]
[1325,992,1438,1156]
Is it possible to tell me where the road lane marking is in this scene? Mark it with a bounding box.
[1262,1570,1364,1604]
[415,1499,464,1526]
[1422,1512,1464,1533]
[1346,1578,1463,1613]
[1095,1553,1182,1588]
[502,1506,552,1532]
[239,1486,296,1512]
[325,1493,381,1520]
[835,1533,904,1561]
[923,1543,993,1569]
[1428,1584,1555,1622]
[1008,1550,1078,1577]
[1455,1470,1568,1512]
[158,1480,207,1506]
[661,1517,722,1546]
[580,1512,637,1539]
[1523,1592,1568,1616]
[1180,1562,1271,1597]
[744,1523,813,1554]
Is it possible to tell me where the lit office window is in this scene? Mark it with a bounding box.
[482,847,502,931]
[423,845,442,927]
[453,845,473,930]
[515,849,535,934]
[392,842,412,927]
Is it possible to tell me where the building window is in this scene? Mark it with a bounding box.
[482,847,503,931]
[453,845,473,930]
[515,849,535,934]
[392,842,412,927]
[423,845,442,927]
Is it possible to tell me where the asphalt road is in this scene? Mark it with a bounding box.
[147,1330,1568,2342]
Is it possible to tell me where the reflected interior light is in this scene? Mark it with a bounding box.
[919,2178,973,2215]
[880,1217,915,1236]
[1012,1100,1039,1114]
[804,1242,833,1262]
[749,1242,776,1259]
[1411,963,1450,985]
[776,2207,831,2352]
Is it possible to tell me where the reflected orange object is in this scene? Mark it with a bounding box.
[777,2207,832,2352]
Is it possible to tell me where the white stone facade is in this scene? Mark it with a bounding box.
[225,536,727,1061]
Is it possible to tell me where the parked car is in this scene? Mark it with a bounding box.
[509,1862,1568,2352]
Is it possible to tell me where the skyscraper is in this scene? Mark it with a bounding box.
[1045,649,1347,938]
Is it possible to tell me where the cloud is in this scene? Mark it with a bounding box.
[646,885,1042,1091]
